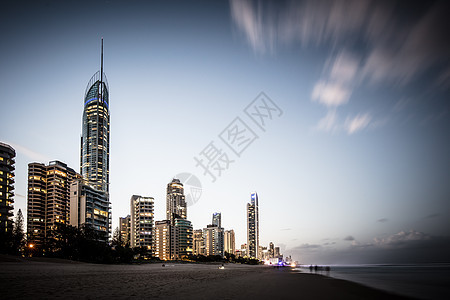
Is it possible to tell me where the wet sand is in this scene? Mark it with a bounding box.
[0,257,410,299]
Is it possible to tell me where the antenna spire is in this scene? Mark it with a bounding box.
[100,38,103,101]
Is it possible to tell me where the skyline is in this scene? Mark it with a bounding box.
[1,0,449,264]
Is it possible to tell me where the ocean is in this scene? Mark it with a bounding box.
[296,264,450,299]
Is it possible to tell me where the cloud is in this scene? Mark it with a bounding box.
[377,218,388,223]
[280,228,292,231]
[288,230,450,264]
[316,109,339,132]
[374,230,431,248]
[343,235,355,241]
[3,141,50,162]
[345,113,371,134]
[230,0,450,133]
[311,80,351,107]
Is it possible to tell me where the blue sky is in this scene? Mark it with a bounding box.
[1,0,449,264]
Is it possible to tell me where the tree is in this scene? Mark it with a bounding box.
[111,227,123,247]
[12,209,25,255]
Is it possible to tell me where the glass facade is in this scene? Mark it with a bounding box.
[247,192,259,259]
[81,71,110,193]
[0,142,15,234]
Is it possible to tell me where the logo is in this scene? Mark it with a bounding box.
[174,172,202,207]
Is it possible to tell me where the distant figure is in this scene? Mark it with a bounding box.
[162,264,165,267]
[314,265,318,272]
[325,266,330,271]
[309,265,313,272]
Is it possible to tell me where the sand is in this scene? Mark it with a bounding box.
[0,257,410,299]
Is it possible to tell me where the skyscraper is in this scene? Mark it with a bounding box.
[247,192,259,259]
[154,220,171,260]
[166,178,186,222]
[192,229,204,256]
[119,215,131,245]
[130,195,154,249]
[72,39,111,240]
[212,212,221,228]
[80,39,110,193]
[224,229,235,255]
[27,161,79,248]
[203,224,224,257]
[0,142,15,235]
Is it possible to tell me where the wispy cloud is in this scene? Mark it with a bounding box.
[377,218,388,223]
[345,113,371,135]
[229,0,450,133]
[4,141,50,163]
[343,235,355,241]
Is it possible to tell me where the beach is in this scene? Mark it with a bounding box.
[0,256,410,299]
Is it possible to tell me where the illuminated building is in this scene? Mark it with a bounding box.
[173,218,193,259]
[74,39,111,241]
[27,161,79,248]
[119,215,130,245]
[69,180,110,242]
[224,229,235,255]
[269,242,274,258]
[166,178,186,222]
[274,246,281,258]
[247,192,259,259]
[203,224,224,257]
[130,195,154,249]
[0,142,15,234]
[192,229,204,255]
[212,212,221,227]
[154,220,171,260]
[80,39,110,193]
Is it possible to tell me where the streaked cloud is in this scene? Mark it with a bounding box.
[4,141,50,162]
[229,0,450,133]
[345,113,372,135]
[377,218,388,223]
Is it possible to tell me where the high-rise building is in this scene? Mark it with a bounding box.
[74,39,111,240]
[119,215,131,245]
[247,192,259,259]
[80,39,110,193]
[173,218,193,259]
[192,229,204,256]
[166,178,186,222]
[154,220,171,260]
[0,142,15,234]
[27,161,79,248]
[269,242,274,258]
[203,224,224,257]
[130,195,154,249]
[274,246,281,258]
[69,180,110,242]
[224,229,235,255]
[212,212,221,228]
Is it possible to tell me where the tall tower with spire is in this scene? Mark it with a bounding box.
[70,39,111,242]
[80,38,110,192]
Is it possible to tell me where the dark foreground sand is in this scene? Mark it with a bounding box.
[0,257,410,299]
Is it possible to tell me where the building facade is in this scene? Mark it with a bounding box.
[173,218,193,259]
[166,178,186,222]
[76,39,111,240]
[27,161,79,248]
[119,215,131,245]
[69,180,110,242]
[0,142,15,234]
[154,220,171,260]
[192,229,204,256]
[224,229,235,255]
[203,224,224,257]
[212,212,221,227]
[247,192,259,259]
[130,195,154,249]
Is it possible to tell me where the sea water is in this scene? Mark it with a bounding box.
[296,264,450,299]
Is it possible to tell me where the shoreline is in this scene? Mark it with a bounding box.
[0,257,411,299]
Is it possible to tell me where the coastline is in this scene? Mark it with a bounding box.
[0,257,410,299]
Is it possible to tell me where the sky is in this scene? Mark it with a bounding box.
[1,0,449,264]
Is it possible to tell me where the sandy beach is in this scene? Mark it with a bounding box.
[0,257,410,299]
